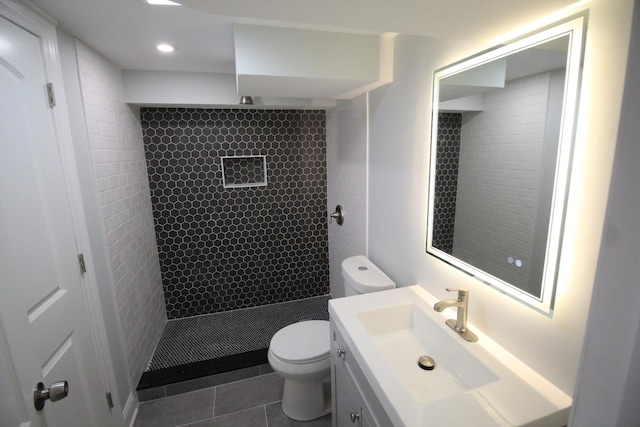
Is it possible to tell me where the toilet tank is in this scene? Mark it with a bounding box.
[342,255,395,296]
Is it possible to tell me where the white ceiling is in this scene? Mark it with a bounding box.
[29,0,579,75]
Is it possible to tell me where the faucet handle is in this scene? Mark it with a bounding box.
[445,287,469,296]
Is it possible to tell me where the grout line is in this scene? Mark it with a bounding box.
[212,385,216,419]
[218,371,278,389]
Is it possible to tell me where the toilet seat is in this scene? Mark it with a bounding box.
[269,320,329,364]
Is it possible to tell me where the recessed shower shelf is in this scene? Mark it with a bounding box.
[221,155,268,188]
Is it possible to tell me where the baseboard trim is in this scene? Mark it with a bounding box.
[123,391,138,427]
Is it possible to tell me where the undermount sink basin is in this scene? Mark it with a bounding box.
[329,285,572,426]
[357,303,498,403]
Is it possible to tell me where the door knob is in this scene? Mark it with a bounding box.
[34,381,69,411]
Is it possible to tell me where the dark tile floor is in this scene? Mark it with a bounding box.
[134,372,332,427]
[136,297,332,426]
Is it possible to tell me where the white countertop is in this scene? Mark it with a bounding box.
[329,285,572,427]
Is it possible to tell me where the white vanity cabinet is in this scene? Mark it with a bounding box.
[331,319,393,427]
[328,286,573,427]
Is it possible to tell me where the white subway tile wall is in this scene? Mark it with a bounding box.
[454,72,551,288]
[326,95,368,297]
[76,41,166,385]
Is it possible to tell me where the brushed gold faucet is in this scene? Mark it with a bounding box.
[434,288,478,342]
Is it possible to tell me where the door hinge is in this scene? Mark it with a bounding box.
[77,254,87,275]
[106,392,114,409]
[46,83,56,108]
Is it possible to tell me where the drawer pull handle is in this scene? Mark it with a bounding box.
[350,411,360,423]
[337,348,346,358]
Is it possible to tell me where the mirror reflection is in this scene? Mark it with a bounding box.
[427,18,585,314]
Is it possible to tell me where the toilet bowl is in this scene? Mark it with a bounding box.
[268,320,331,421]
[267,255,395,421]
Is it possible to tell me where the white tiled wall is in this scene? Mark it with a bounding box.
[326,95,368,297]
[75,41,166,385]
[454,72,551,289]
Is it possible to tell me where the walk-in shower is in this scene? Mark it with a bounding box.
[137,107,330,389]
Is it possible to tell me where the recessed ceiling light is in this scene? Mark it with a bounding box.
[146,0,181,5]
[157,44,175,53]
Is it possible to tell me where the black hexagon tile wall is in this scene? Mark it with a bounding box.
[140,108,329,319]
[432,112,462,254]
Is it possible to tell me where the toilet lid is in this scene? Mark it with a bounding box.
[270,320,330,364]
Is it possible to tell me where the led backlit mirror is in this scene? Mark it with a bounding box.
[426,17,586,315]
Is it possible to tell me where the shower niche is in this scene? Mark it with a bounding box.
[221,155,268,188]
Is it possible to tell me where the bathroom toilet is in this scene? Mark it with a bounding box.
[267,255,395,421]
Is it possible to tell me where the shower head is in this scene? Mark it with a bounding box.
[239,96,254,105]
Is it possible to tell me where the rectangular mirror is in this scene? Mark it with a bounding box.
[426,17,586,315]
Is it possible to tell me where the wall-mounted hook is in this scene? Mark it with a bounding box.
[329,205,345,225]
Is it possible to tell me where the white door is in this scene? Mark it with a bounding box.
[0,12,113,427]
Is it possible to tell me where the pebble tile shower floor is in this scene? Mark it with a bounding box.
[139,296,330,390]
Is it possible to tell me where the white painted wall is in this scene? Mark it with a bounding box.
[368,33,477,283]
[122,70,337,109]
[74,41,167,388]
[235,25,381,80]
[234,24,393,99]
[367,0,634,397]
[326,95,369,297]
[570,2,640,424]
[123,71,239,106]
